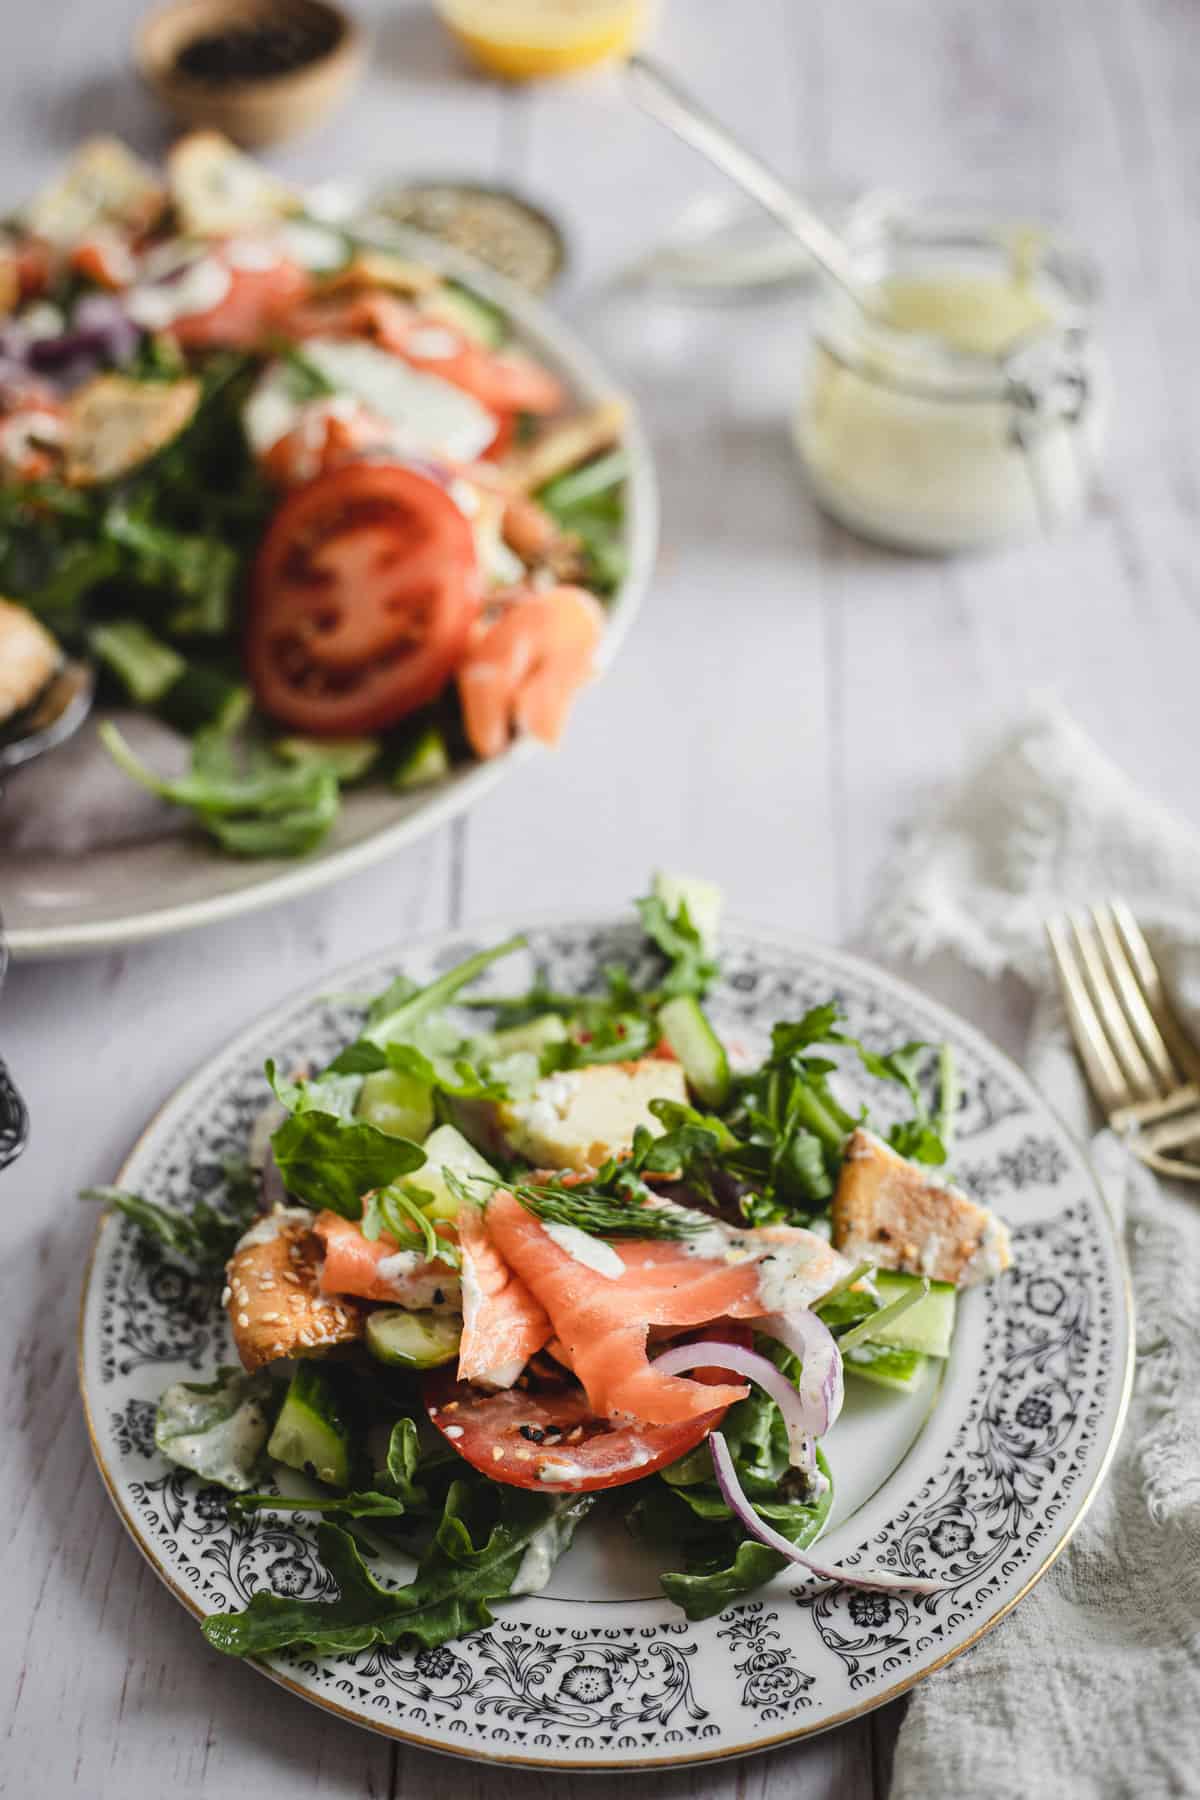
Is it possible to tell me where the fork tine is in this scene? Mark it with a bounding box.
[1090,902,1179,1091]
[1067,912,1161,1102]
[1110,900,1200,1083]
[1045,917,1131,1116]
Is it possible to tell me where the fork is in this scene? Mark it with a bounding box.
[1046,899,1200,1181]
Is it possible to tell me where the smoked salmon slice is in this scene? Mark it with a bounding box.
[457,586,605,760]
[484,1192,849,1427]
[457,1202,553,1389]
[312,1211,461,1309]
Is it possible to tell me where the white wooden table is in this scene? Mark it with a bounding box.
[4,0,1198,1792]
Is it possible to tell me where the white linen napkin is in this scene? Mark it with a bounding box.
[870,702,1200,1800]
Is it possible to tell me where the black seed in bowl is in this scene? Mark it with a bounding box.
[175,17,342,84]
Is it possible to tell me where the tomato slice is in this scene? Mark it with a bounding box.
[424,1324,752,1494]
[246,462,480,735]
[170,255,310,349]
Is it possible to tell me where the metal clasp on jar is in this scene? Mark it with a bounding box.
[1005,324,1096,532]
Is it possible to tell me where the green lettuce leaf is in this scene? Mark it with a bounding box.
[202,1481,592,1657]
[155,1366,278,1493]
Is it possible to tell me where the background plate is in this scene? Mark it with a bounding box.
[5,248,657,960]
[79,916,1132,1770]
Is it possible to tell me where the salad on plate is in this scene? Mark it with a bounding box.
[91,876,1015,1660]
[0,132,629,854]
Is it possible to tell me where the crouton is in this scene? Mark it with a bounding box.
[64,374,200,486]
[224,1208,365,1372]
[501,398,627,495]
[324,249,441,298]
[167,131,297,237]
[26,137,165,246]
[832,1128,1011,1289]
[0,598,60,723]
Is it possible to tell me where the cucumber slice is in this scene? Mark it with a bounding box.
[267,1363,353,1489]
[844,1342,927,1391]
[276,735,380,782]
[426,280,508,349]
[870,1272,957,1358]
[357,1068,434,1141]
[657,994,731,1109]
[489,1013,569,1058]
[407,1123,499,1222]
[366,1307,462,1369]
[393,723,450,790]
[652,870,722,953]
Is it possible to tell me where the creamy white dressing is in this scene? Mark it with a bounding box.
[373,1249,462,1311]
[155,1374,271,1491]
[127,257,231,331]
[224,235,284,272]
[233,1205,313,1252]
[278,219,349,272]
[403,324,462,361]
[243,337,496,464]
[656,1199,849,1312]
[537,1457,586,1484]
[541,1220,625,1279]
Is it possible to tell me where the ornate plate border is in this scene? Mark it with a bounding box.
[78,915,1134,1770]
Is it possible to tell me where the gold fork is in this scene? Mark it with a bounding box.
[1046,899,1200,1181]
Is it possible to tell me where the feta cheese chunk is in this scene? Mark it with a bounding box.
[498,1058,689,1173]
[832,1128,1012,1289]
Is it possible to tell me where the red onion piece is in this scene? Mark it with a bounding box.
[757,1308,845,1439]
[652,1339,814,1468]
[710,1431,943,1595]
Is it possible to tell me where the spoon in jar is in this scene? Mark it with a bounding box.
[627,55,877,317]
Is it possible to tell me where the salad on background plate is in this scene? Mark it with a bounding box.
[0,131,632,860]
[90,875,1016,1660]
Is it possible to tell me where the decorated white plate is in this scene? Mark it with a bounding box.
[5,249,656,962]
[78,915,1132,1770]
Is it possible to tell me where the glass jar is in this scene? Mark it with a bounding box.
[792,210,1108,553]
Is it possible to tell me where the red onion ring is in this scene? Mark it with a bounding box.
[757,1309,845,1439]
[710,1431,943,1595]
[652,1339,814,1468]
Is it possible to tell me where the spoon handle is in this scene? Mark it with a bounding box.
[627,55,866,305]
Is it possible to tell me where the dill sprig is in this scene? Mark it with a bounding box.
[508,1179,705,1241]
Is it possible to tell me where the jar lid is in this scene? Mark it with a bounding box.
[358,181,566,294]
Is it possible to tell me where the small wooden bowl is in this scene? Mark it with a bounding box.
[135,0,362,147]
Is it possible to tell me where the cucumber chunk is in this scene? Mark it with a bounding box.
[426,279,508,349]
[870,1272,957,1358]
[393,723,450,790]
[489,1013,569,1058]
[407,1123,500,1222]
[357,1069,434,1142]
[276,735,380,783]
[652,870,722,953]
[267,1363,353,1489]
[366,1308,462,1369]
[657,994,731,1109]
[843,1342,927,1391]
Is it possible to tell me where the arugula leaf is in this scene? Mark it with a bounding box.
[269,1109,425,1218]
[649,1443,833,1622]
[636,893,717,999]
[358,937,527,1052]
[202,1481,593,1657]
[100,722,339,858]
[155,1366,278,1493]
[232,1489,410,1520]
[101,505,238,636]
[82,1164,257,1270]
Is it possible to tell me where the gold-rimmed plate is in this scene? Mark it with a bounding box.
[78,915,1132,1769]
